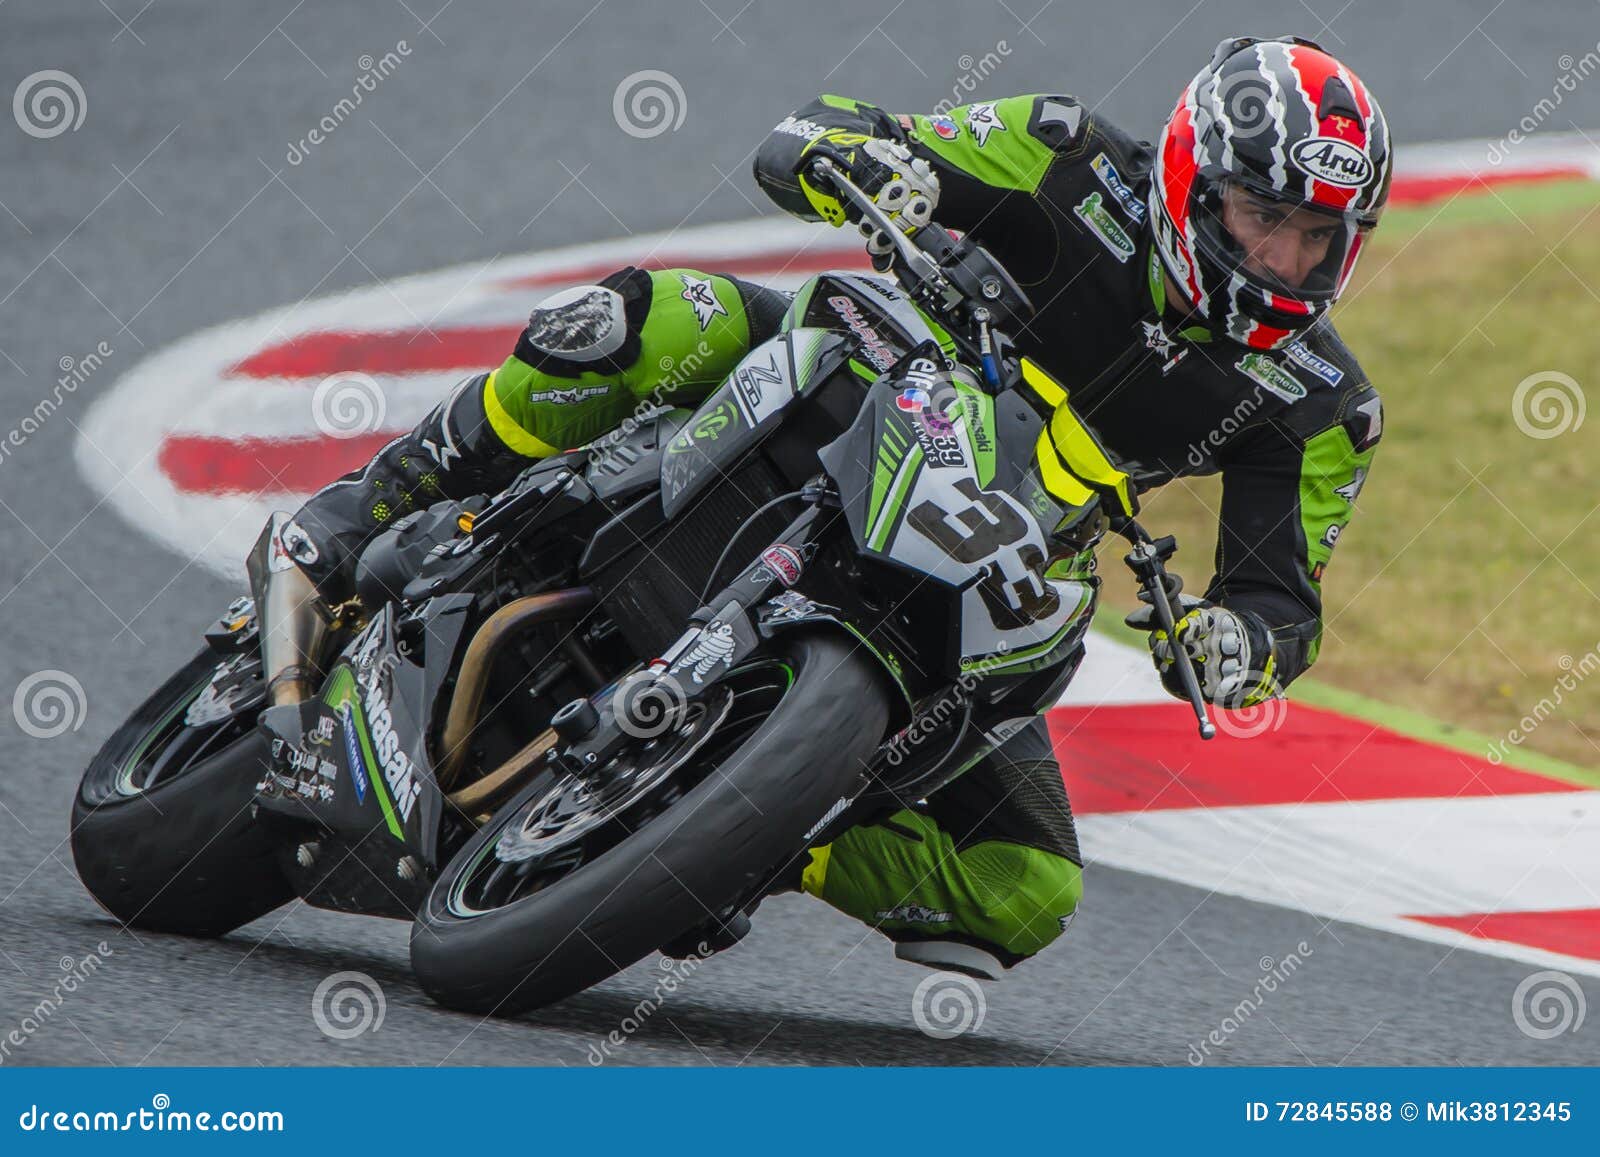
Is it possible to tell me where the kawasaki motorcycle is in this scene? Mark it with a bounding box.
[71,162,1213,1015]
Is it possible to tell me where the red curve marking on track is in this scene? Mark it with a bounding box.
[229,325,522,379]
[1410,908,1600,962]
[159,432,396,494]
[1048,702,1580,816]
[492,246,871,291]
[1388,166,1587,204]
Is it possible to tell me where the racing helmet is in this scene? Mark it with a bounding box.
[1149,35,1392,348]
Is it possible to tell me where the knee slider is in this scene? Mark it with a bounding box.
[514,266,650,376]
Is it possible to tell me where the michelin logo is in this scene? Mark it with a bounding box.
[1284,341,1344,387]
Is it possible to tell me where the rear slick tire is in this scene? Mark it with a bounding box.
[410,630,888,1015]
[70,650,292,937]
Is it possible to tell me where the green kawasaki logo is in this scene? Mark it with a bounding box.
[1073,191,1135,263]
[1236,352,1307,404]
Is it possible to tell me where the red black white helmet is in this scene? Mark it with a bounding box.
[1149,36,1392,349]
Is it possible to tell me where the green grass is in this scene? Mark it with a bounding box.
[1092,179,1600,777]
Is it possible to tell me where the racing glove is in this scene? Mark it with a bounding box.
[1125,592,1281,709]
[795,130,939,261]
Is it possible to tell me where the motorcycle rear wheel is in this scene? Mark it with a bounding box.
[70,649,293,936]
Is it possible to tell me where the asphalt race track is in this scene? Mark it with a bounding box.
[1,0,1597,1066]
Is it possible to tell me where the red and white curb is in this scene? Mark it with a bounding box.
[1055,665,1600,977]
[78,138,1600,977]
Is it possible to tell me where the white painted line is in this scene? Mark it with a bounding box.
[1081,791,1600,977]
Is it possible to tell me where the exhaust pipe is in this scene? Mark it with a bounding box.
[435,587,596,789]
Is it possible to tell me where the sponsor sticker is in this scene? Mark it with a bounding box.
[828,294,898,372]
[915,416,960,470]
[772,114,828,141]
[896,386,930,412]
[528,384,610,405]
[759,543,804,586]
[341,702,368,803]
[1289,136,1372,188]
[690,401,735,443]
[764,590,819,621]
[729,351,786,425]
[679,620,737,684]
[1091,152,1146,222]
[1073,191,1136,263]
[277,517,320,567]
[1284,340,1344,387]
[1236,352,1307,404]
[928,114,960,141]
[876,904,953,924]
[960,392,993,455]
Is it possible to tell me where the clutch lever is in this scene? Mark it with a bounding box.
[805,157,948,291]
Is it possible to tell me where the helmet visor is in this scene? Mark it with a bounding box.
[1190,171,1370,307]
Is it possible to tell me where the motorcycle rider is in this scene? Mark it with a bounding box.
[254,35,1389,980]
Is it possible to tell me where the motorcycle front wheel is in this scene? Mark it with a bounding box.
[410,629,889,1015]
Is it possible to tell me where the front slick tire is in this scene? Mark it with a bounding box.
[411,630,888,1016]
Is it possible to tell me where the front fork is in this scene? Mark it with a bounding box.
[246,514,333,708]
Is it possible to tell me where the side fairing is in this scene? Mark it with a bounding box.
[819,354,1094,674]
[658,326,850,516]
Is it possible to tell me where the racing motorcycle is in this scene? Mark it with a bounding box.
[71,161,1213,1015]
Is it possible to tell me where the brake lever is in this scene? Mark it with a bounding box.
[1116,522,1216,740]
